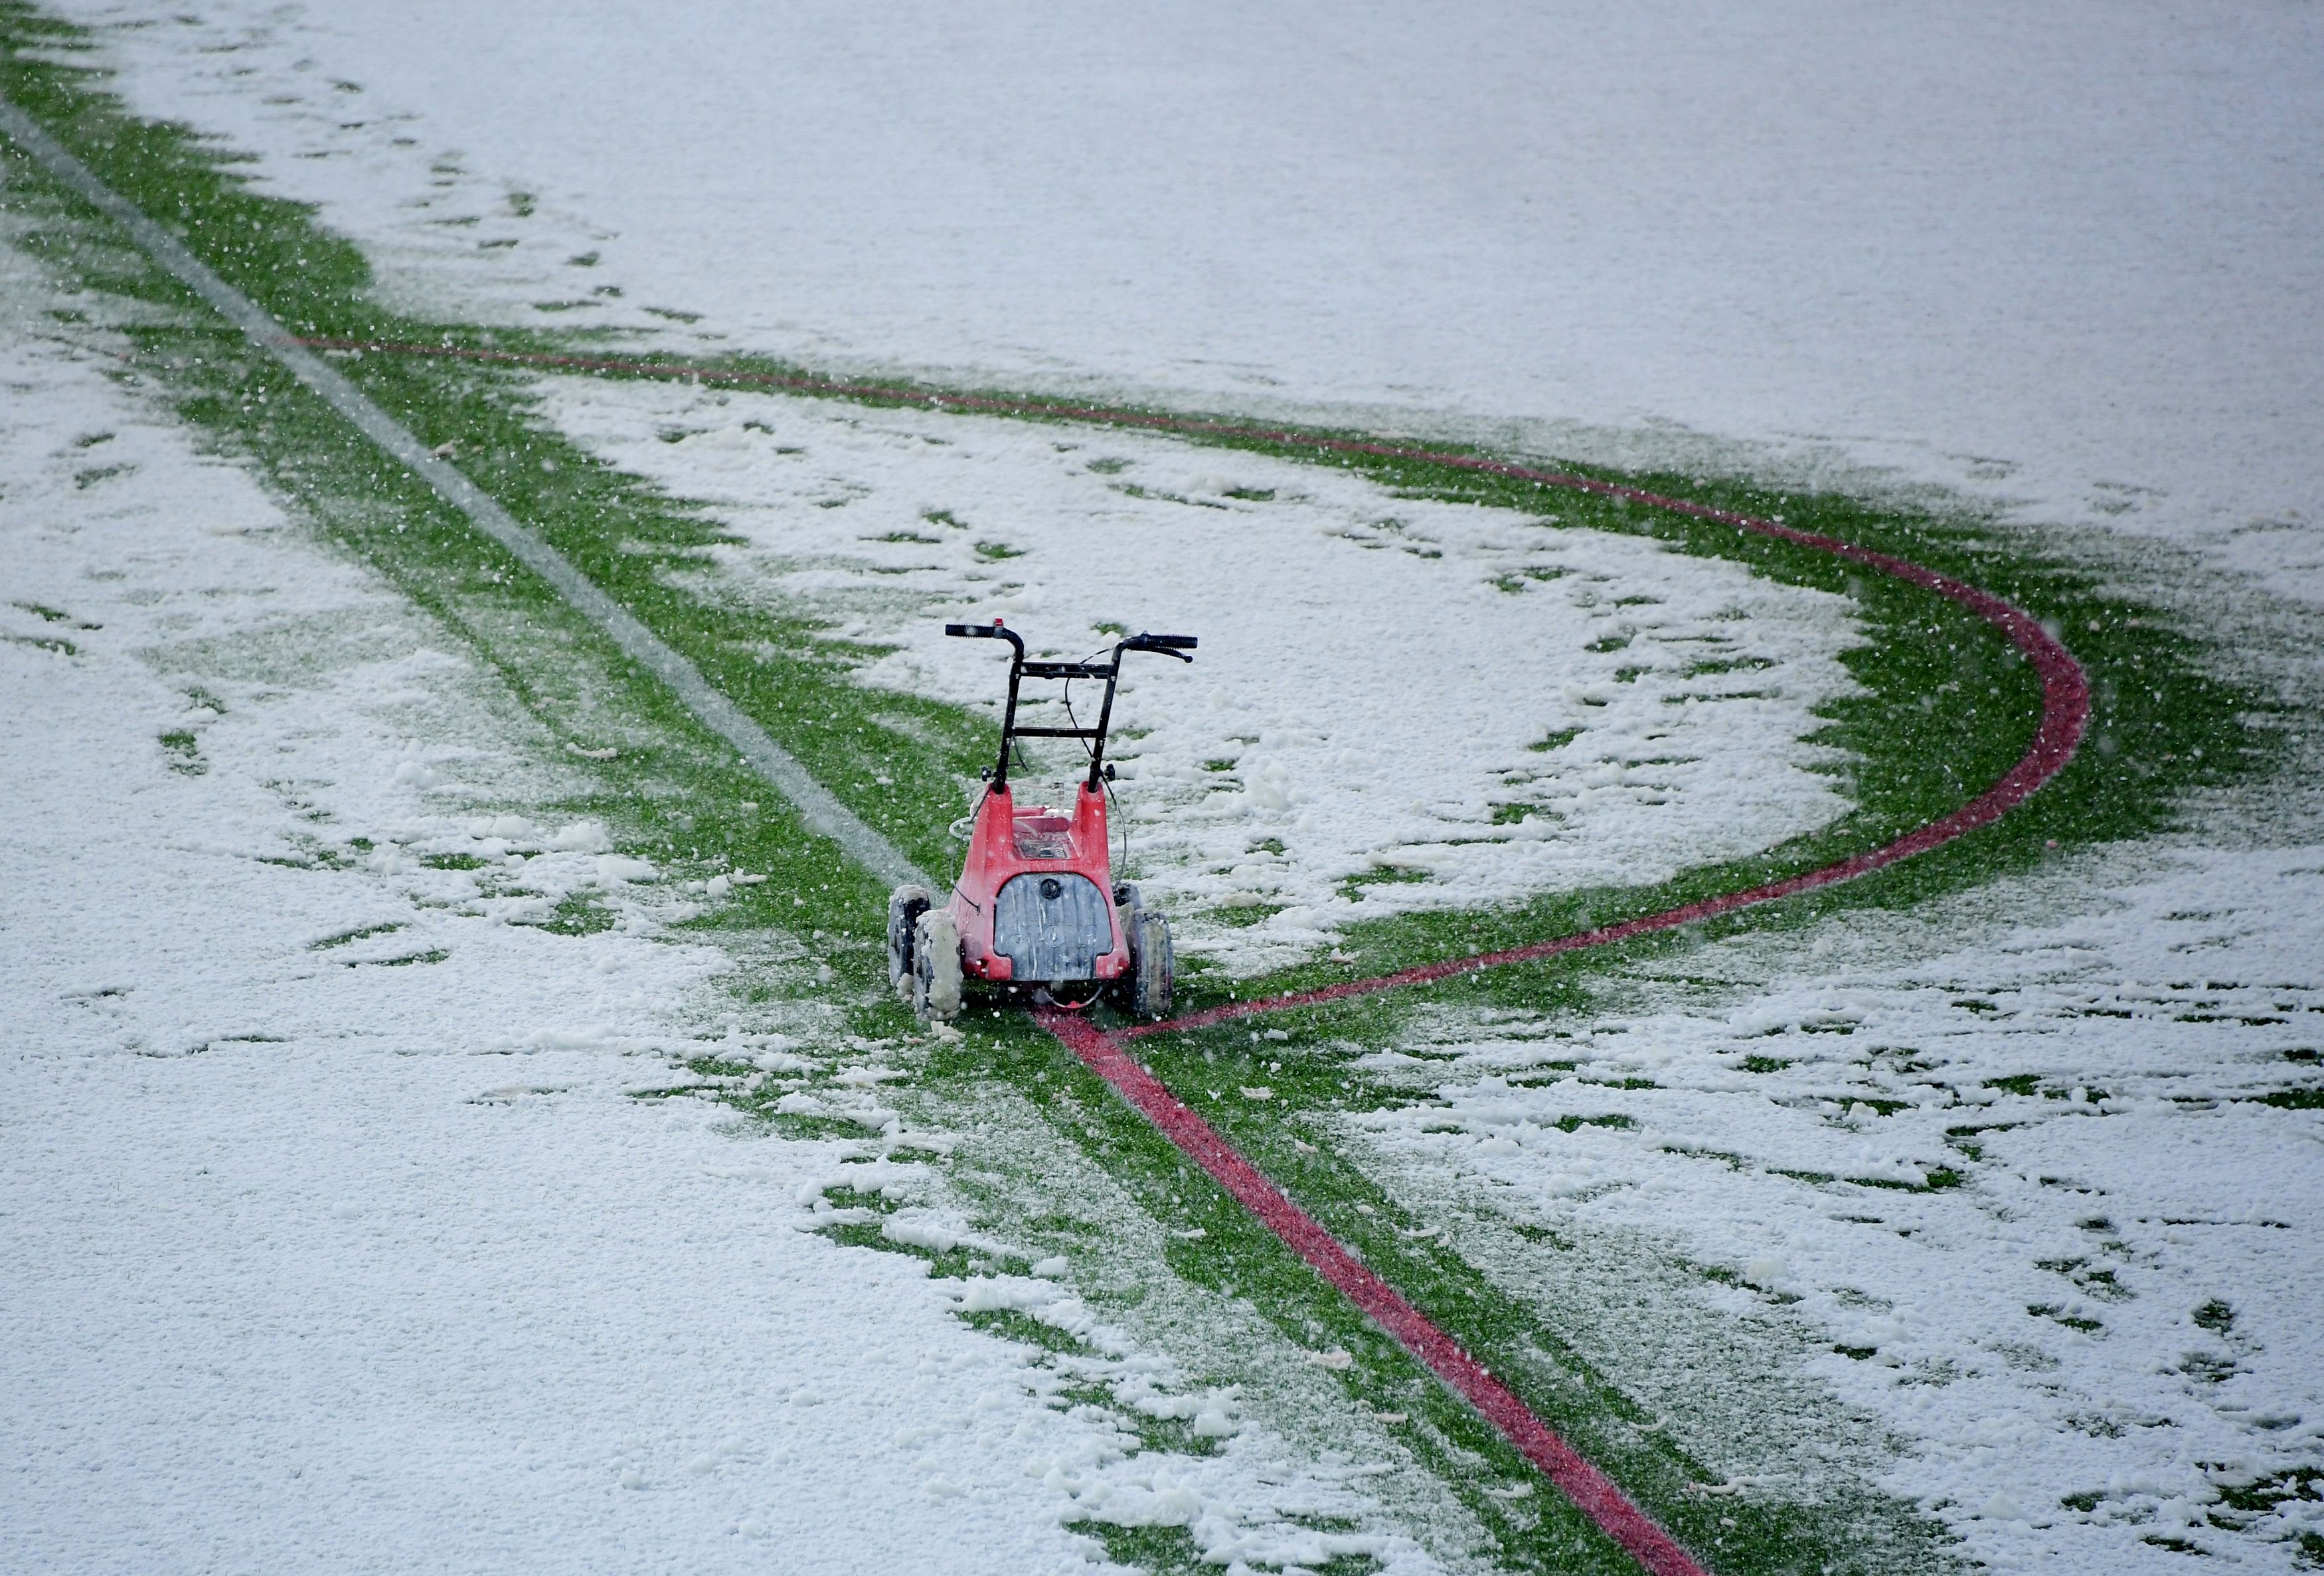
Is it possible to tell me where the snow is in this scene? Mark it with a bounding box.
[538,372,1865,971]
[1351,839,2324,1568]
[44,0,2324,601]
[0,253,1446,1575]
[7,3,2323,1571]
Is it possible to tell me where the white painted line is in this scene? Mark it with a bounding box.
[0,94,932,893]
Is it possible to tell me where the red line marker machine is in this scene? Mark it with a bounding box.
[887,621,1197,1024]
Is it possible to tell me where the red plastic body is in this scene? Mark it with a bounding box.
[948,781,1127,984]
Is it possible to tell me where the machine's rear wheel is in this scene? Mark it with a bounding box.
[1127,909,1173,1022]
[886,884,932,1001]
[911,907,963,1023]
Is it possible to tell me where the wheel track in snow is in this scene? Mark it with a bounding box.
[4,94,2085,1576]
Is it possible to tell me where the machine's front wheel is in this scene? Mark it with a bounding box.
[886,885,932,1001]
[1127,909,1173,1022]
[912,907,963,1023]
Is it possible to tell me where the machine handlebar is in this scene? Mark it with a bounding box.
[946,621,1026,657]
[942,620,1195,791]
[946,622,1191,664]
[1121,633,1197,662]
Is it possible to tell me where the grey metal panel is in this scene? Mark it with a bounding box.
[993,874,1114,982]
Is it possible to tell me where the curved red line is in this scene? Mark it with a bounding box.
[1137,538,2087,1036]
[299,335,2090,1575]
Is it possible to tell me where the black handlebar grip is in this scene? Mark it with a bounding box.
[1147,634,1198,649]
[944,623,994,637]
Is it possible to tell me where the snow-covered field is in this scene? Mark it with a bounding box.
[41,0,2324,600]
[6,3,2323,1573]
[1355,840,2324,1569]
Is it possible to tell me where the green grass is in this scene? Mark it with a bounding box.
[307,922,405,951]
[2,14,2291,1571]
[156,728,204,774]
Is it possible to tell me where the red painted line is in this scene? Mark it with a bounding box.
[1133,534,2085,1037]
[305,333,2090,1574]
[1041,1010,1709,1576]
